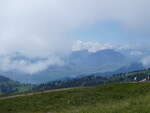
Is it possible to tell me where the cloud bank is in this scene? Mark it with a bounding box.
[72,40,132,52]
[0,0,150,73]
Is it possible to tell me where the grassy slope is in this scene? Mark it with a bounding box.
[1,82,150,113]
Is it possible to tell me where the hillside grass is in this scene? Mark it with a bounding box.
[0,82,150,113]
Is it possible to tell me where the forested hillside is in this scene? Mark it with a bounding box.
[1,68,150,94]
[0,75,32,94]
[33,68,150,91]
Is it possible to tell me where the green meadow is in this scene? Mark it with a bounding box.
[0,82,150,113]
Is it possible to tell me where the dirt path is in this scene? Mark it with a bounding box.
[0,88,74,101]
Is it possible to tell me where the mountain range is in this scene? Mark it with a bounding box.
[0,49,147,83]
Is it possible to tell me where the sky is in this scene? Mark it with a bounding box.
[0,0,150,74]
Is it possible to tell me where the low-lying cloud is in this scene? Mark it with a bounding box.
[0,55,65,74]
[141,56,150,67]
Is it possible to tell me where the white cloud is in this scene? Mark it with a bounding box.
[0,0,149,73]
[72,40,131,52]
[141,56,150,67]
[0,55,65,74]
[72,40,114,52]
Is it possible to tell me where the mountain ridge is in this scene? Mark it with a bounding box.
[1,49,144,83]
